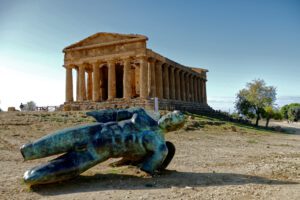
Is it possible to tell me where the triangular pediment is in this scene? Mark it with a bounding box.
[64,32,148,51]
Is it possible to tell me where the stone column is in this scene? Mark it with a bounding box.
[199,78,203,103]
[108,60,116,100]
[76,67,79,101]
[194,76,198,102]
[169,67,175,99]
[65,66,73,102]
[163,64,170,99]
[175,69,181,100]
[155,61,163,99]
[78,64,86,101]
[123,58,132,99]
[87,70,93,100]
[180,71,186,101]
[190,75,194,102]
[185,73,190,102]
[92,62,100,102]
[148,59,156,97]
[139,57,148,99]
[204,80,207,104]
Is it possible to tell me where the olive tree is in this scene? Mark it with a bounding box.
[288,106,300,122]
[262,106,282,128]
[280,103,300,121]
[24,101,37,111]
[235,79,276,126]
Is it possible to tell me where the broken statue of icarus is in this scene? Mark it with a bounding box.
[20,107,185,185]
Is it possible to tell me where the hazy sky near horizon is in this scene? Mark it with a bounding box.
[0,0,299,111]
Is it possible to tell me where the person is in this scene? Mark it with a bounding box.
[20,107,185,186]
[19,103,24,111]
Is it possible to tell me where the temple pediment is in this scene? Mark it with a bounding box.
[64,32,148,51]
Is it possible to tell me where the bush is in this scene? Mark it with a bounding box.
[288,106,300,122]
[280,103,300,120]
[23,101,37,111]
[230,112,240,119]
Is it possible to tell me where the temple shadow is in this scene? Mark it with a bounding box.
[32,170,298,196]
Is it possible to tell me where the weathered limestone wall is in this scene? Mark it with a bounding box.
[64,98,213,115]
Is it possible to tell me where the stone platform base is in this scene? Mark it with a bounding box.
[63,98,214,115]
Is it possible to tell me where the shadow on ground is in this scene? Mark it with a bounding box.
[32,170,298,196]
[278,126,300,134]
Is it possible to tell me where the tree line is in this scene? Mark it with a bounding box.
[235,79,300,127]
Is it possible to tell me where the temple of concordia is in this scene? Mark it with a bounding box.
[63,32,212,113]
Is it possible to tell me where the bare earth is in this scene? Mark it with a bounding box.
[0,112,299,200]
[270,121,300,134]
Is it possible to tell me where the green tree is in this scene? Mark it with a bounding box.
[262,106,282,128]
[235,79,277,126]
[24,101,37,111]
[288,106,300,122]
[280,103,300,121]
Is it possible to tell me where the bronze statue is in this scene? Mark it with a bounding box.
[21,108,185,185]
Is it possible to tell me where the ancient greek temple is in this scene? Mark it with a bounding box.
[63,33,211,113]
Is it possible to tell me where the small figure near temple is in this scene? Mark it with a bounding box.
[19,103,24,111]
[20,108,185,186]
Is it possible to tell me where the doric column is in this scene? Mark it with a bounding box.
[87,70,93,100]
[108,60,116,100]
[196,77,201,103]
[194,76,198,102]
[92,62,100,102]
[99,64,105,101]
[175,69,181,100]
[199,78,203,103]
[185,73,190,102]
[76,67,79,101]
[123,58,132,99]
[190,75,194,102]
[148,59,156,97]
[163,64,170,99]
[155,61,163,99]
[204,80,207,104]
[180,71,186,101]
[169,67,175,99]
[65,66,73,102]
[139,57,148,99]
[78,64,86,101]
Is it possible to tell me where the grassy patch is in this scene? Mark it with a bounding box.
[185,113,276,135]
[247,139,258,144]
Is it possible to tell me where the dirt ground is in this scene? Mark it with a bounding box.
[0,111,299,200]
[270,121,300,134]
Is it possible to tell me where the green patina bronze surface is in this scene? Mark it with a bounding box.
[20,108,185,185]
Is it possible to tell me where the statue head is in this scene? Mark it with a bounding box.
[158,110,185,132]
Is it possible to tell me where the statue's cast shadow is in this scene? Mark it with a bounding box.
[32,170,298,196]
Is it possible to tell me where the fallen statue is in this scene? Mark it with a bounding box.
[20,108,185,185]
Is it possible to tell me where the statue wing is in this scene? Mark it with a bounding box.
[86,107,145,123]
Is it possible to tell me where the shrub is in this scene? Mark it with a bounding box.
[288,106,300,122]
[280,103,300,120]
[23,101,37,111]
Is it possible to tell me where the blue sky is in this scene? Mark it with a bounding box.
[0,0,299,111]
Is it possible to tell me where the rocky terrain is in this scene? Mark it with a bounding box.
[0,111,299,200]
